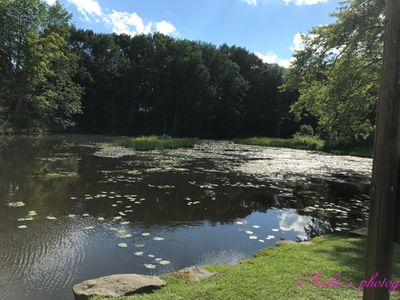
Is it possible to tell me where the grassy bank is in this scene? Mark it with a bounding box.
[234,135,325,151]
[234,136,372,157]
[95,236,399,300]
[114,136,197,151]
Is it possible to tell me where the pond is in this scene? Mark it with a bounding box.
[0,135,372,300]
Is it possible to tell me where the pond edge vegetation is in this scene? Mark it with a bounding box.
[114,136,198,151]
[94,235,400,300]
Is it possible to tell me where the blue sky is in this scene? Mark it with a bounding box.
[46,0,341,67]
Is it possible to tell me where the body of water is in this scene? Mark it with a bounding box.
[0,135,372,299]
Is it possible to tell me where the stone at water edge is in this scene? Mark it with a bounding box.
[72,274,166,300]
[276,240,297,246]
[170,266,216,282]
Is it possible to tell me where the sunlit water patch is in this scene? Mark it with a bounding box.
[0,136,371,300]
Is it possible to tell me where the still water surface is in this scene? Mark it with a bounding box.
[0,135,372,300]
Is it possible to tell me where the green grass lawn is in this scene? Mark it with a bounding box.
[95,236,400,300]
[114,136,197,151]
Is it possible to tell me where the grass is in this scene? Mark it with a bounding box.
[234,135,325,151]
[114,136,197,151]
[234,136,373,157]
[94,236,400,300]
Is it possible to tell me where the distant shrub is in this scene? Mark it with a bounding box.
[292,134,325,151]
[297,125,314,136]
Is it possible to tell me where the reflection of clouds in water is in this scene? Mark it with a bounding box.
[277,209,312,232]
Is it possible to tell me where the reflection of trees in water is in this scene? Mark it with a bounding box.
[0,136,82,212]
[0,136,370,233]
[304,218,332,238]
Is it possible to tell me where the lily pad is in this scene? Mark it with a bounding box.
[7,202,25,208]
[144,264,156,269]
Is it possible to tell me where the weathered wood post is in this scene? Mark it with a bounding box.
[364,0,400,299]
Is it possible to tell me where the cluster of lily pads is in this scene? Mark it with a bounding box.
[236,220,280,243]
[117,232,170,269]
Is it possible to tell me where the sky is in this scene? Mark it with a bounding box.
[45,0,341,67]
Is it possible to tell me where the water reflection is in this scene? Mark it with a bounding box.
[0,136,372,300]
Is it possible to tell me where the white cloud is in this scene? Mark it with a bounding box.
[283,0,328,5]
[155,21,176,35]
[290,32,305,52]
[67,0,102,20]
[242,0,258,5]
[255,51,294,68]
[108,10,153,36]
[44,0,56,5]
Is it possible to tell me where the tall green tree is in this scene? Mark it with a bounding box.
[283,0,384,146]
[0,0,82,133]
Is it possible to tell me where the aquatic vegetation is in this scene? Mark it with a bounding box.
[118,243,128,248]
[46,216,57,220]
[18,225,28,229]
[159,260,170,265]
[114,136,197,151]
[7,202,25,208]
[144,264,156,269]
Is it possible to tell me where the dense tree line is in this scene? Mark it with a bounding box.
[0,0,298,138]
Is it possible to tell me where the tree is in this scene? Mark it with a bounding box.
[283,0,384,146]
[0,0,82,133]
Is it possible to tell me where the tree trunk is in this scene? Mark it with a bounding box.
[364,0,400,299]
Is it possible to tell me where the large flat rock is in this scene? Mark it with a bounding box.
[73,274,166,300]
[170,266,215,282]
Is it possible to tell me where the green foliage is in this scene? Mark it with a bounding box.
[297,124,314,136]
[115,136,197,151]
[234,135,325,151]
[94,236,400,300]
[0,0,82,133]
[71,31,298,137]
[283,0,384,145]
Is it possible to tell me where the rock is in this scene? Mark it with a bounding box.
[170,266,215,282]
[276,240,296,246]
[73,274,166,300]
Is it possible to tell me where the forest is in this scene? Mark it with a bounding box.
[0,0,383,147]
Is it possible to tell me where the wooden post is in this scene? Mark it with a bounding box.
[364,0,400,299]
